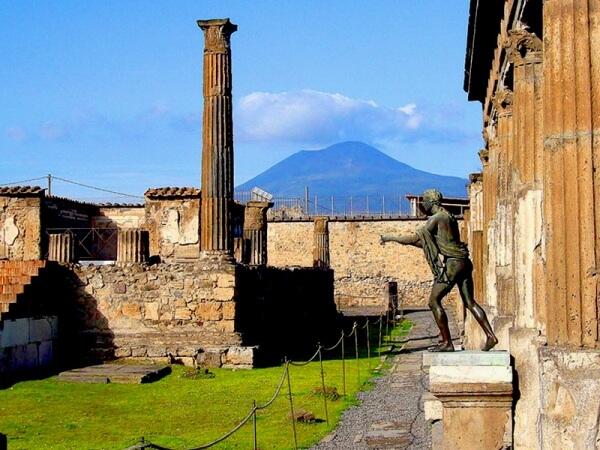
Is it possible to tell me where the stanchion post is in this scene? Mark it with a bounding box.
[252,400,258,450]
[378,314,383,359]
[366,319,371,371]
[317,345,329,426]
[354,321,360,388]
[285,359,298,450]
[341,331,346,397]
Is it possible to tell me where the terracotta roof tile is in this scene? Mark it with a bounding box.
[0,186,45,196]
[144,187,201,199]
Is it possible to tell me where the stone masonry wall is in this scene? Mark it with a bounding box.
[268,219,464,311]
[92,206,146,229]
[60,259,251,368]
[0,196,42,260]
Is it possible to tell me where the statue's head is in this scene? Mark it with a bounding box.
[421,189,443,214]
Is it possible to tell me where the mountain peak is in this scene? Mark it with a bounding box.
[237,141,467,198]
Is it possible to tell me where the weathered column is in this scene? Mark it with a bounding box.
[117,229,149,263]
[48,233,75,263]
[505,28,546,332]
[543,0,600,347]
[197,18,237,254]
[313,217,330,268]
[242,201,272,266]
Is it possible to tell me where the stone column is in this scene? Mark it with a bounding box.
[48,233,75,263]
[426,351,513,450]
[542,0,600,348]
[197,18,237,254]
[117,229,149,263]
[242,201,272,266]
[313,217,330,268]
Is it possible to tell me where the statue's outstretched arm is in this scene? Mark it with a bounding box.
[380,233,422,248]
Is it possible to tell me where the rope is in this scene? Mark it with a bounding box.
[256,363,288,410]
[289,346,322,367]
[321,332,344,352]
[189,407,257,449]
[346,322,358,337]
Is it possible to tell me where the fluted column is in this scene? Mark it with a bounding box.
[48,233,75,263]
[313,217,330,268]
[543,0,600,347]
[197,18,237,254]
[117,229,149,263]
[242,201,272,266]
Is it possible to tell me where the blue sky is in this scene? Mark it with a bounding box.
[0,1,483,202]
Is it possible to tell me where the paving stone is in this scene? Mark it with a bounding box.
[58,363,171,384]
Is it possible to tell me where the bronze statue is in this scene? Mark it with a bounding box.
[380,189,498,352]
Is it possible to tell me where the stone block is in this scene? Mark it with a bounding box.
[213,287,234,301]
[144,302,160,321]
[195,302,222,321]
[423,350,510,368]
[216,273,236,288]
[174,307,191,320]
[0,319,29,347]
[115,347,132,358]
[429,365,512,384]
[122,303,142,319]
[146,346,167,358]
[216,320,235,333]
[29,317,57,342]
[224,346,254,367]
[221,302,235,320]
[197,349,224,368]
[38,341,53,367]
[423,393,442,421]
[9,343,38,371]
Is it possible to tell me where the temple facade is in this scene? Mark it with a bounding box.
[463,1,600,447]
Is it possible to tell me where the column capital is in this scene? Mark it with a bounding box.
[478,149,490,166]
[491,89,513,116]
[504,28,543,65]
[197,18,238,53]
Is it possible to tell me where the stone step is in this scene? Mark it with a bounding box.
[423,350,510,368]
[58,364,171,384]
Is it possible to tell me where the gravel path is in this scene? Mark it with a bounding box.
[311,309,458,450]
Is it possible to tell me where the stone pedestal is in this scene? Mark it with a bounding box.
[426,351,513,450]
[117,229,149,263]
[313,217,330,268]
[48,233,75,263]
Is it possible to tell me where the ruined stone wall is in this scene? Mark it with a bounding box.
[92,206,145,229]
[268,219,464,311]
[62,259,245,366]
[0,195,42,260]
[144,191,200,261]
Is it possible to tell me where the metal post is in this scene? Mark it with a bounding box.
[304,186,309,216]
[318,345,329,425]
[366,195,369,215]
[341,331,346,397]
[354,322,360,388]
[366,319,371,371]
[285,360,298,450]
[349,196,353,216]
[252,400,258,450]
[382,195,385,216]
[378,314,383,359]
[47,174,52,197]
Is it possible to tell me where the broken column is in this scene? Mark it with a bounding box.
[117,229,149,263]
[242,201,273,266]
[48,233,75,263]
[197,18,238,254]
[313,217,330,268]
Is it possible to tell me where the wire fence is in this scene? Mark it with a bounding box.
[124,306,405,450]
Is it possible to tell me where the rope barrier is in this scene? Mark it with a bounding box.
[123,314,405,450]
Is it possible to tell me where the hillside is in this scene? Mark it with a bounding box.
[236,141,468,198]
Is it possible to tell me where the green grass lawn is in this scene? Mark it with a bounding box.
[0,319,411,450]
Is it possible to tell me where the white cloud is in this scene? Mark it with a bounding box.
[235,89,423,145]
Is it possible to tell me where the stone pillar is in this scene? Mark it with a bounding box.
[426,351,513,450]
[117,229,149,263]
[48,233,75,263]
[542,0,600,348]
[242,201,272,266]
[313,217,330,268]
[197,18,237,254]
